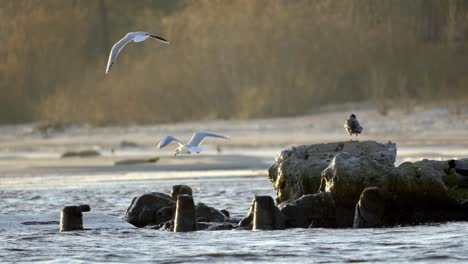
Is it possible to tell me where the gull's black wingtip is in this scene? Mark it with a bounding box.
[149,34,170,44]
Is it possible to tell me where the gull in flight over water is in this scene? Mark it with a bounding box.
[106,31,170,74]
[157,131,230,157]
[344,114,363,140]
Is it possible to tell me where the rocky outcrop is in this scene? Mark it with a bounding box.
[268,141,396,203]
[321,151,394,208]
[384,161,454,207]
[353,185,468,228]
[413,159,468,202]
[269,141,468,228]
[323,156,464,210]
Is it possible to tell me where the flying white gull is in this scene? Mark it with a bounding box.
[157,131,230,157]
[106,31,170,74]
[344,114,363,139]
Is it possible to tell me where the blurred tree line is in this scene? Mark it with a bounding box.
[0,0,467,125]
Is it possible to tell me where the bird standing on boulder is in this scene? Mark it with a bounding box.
[106,31,170,74]
[157,131,230,157]
[344,114,363,140]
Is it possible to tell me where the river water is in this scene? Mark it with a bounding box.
[1,148,468,263]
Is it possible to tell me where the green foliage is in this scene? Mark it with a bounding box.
[0,0,467,125]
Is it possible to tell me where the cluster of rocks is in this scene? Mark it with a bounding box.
[125,185,238,232]
[124,184,295,231]
[61,140,468,232]
[269,140,468,228]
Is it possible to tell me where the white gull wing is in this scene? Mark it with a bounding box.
[157,135,184,149]
[187,131,230,147]
[131,31,170,43]
[105,32,170,74]
[105,33,136,74]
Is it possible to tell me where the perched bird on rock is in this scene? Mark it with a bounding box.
[448,160,468,177]
[344,114,363,140]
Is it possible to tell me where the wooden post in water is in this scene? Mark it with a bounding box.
[174,194,196,232]
[60,204,91,232]
[253,196,276,230]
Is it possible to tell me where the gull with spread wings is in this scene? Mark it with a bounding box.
[106,31,170,74]
[157,131,230,157]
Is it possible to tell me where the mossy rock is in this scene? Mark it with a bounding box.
[447,187,468,202]
[268,141,396,203]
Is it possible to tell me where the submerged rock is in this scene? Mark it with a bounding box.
[120,140,140,148]
[114,157,159,165]
[195,202,227,223]
[268,141,396,203]
[61,150,101,158]
[196,222,235,231]
[125,192,175,228]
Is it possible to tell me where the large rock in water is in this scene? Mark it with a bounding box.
[269,140,468,227]
[278,192,336,228]
[321,151,395,208]
[269,141,396,203]
[384,161,453,207]
[125,188,235,230]
[125,192,175,227]
[195,203,228,222]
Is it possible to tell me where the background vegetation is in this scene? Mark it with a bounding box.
[1,0,467,125]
